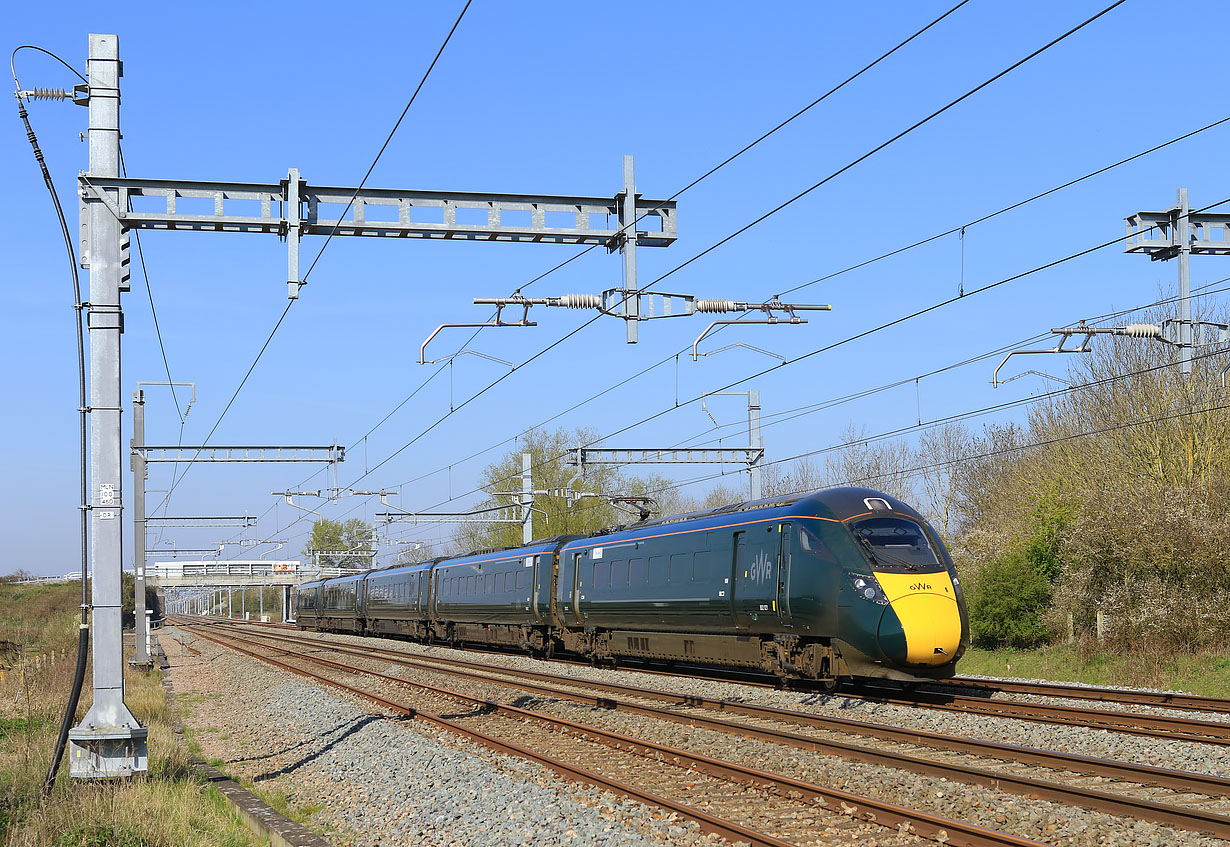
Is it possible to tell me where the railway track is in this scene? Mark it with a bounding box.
[181,620,1230,841]
[174,621,1050,847]
[171,616,1230,745]
[849,684,1230,746]
[940,676,1230,715]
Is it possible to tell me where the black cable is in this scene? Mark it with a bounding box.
[387,200,1230,529]
[148,0,472,516]
[12,45,91,800]
[262,0,1123,544]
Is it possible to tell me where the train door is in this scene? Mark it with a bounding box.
[533,553,554,624]
[732,524,781,629]
[777,521,793,627]
[556,549,582,626]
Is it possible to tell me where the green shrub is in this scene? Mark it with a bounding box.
[968,550,1053,648]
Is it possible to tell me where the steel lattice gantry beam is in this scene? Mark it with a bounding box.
[144,516,257,528]
[137,445,344,462]
[79,171,678,299]
[570,448,763,464]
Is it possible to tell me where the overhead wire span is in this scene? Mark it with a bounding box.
[378,199,1230,527]
[374,114,1230,503]
[331,1,1127,503]
[147,0,473,516]
[308,0,975,459]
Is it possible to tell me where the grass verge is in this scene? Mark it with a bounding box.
[959,643,1230,697]
[0,582,262,846]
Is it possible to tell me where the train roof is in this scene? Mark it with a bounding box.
[563,487,923,546]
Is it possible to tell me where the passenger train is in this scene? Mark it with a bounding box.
[295,487,969,685]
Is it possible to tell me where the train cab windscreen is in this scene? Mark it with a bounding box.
[850,517,941,572]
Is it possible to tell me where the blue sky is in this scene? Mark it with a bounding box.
[5,1,1227,575]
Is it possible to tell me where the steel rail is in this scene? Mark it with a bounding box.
[180,624,1046,847]
[850,686,1230,746]
[230,624,1230,798]
[182,616,1230,744]
[181,626,796,847]
[186,623,1230,839]
[942,677,1230,715]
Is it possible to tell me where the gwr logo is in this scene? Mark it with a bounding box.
[749,550,774,584]
[910,582,933,591]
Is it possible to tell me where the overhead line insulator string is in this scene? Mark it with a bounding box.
[268,210,1218,552]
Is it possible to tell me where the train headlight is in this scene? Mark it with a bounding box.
[847,573,888,605]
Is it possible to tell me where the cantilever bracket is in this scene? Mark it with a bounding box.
[273,490,324,520]
[690,299,829,361]
[991,328,1095,388]
[420,298,537,363]
[693,318,803,361]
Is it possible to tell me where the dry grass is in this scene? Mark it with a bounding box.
[0,583,261,846]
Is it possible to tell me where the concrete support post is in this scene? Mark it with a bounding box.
[69,33,149,779]
[130,389,150,666]
[227,588,232,619]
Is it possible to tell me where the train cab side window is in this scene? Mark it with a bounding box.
[797,523,837,565]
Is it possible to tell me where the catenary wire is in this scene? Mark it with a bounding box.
[332,1,1128,501]
[268,211,1226,556]
[227,2,981,549]
[329,0,975,459]
[146,1,473,516]
[374,113,1230,503]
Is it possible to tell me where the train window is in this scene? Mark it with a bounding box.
[496,572,505,593]
[486,574,495,594]
[669,553,689,584]
[628,557,645,585]
[595,561,610,588]
[850,517,940,571]
[648,556,667,586]
[612,559,628,586]
[693,551,709,582]
[468,575,476,595]
[796,524,837,565]
[515,568,529,591]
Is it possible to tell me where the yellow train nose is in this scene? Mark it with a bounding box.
[871,570,963,667]
[880,593,962,666]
